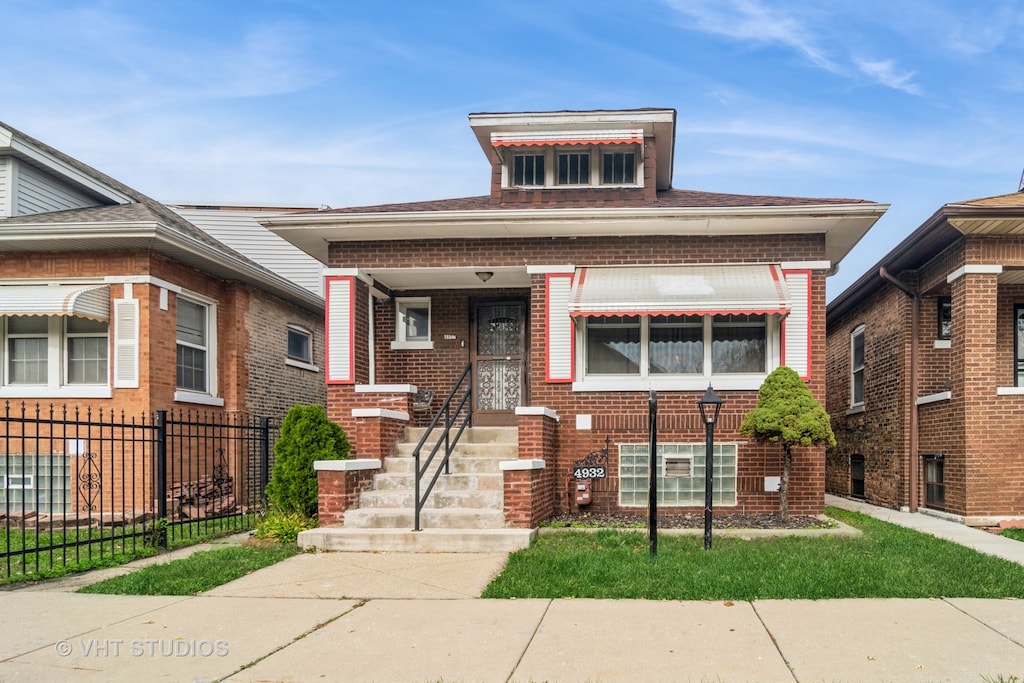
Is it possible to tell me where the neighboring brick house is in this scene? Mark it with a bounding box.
[268,108,887,530]
[826,191,1024,527]
[0,122,325,513]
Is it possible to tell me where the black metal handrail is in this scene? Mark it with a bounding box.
[413,363,472,531]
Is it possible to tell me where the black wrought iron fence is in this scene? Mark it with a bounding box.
[0,403,278,583]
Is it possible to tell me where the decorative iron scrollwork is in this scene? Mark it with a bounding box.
[572,436,610,480]
[78,452,101,512]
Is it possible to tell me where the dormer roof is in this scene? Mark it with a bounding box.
[469,108,676,191]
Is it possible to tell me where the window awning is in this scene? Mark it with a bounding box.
[568,265,790,318]
[0,284,111,322]
[491,129,643,147]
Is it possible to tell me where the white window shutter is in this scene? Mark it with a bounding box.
[112,298,139,388]
[782,270,811,379]
[546,273,574,382]
[326,276,355,383]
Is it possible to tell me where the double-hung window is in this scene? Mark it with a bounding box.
[175,295,220,404]
[850,325,865,406]
[1,315,110,395]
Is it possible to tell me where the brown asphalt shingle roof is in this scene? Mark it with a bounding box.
[312,188,873,215]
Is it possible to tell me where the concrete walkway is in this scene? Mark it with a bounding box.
[0,501,1022,681]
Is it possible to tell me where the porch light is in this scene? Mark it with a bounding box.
[696,384,723,550]
[476,271,494,282]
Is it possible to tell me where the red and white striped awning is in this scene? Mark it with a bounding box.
[491,129,643,147]
[568,265,790,318]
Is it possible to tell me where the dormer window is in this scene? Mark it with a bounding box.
[603,151,635,184]
[503,144,641,189]
[557,152,590,185]
[513,154,545,186]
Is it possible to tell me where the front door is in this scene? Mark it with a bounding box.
[472,301,527,426]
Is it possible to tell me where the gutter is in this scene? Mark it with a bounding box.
[879,267,919,513]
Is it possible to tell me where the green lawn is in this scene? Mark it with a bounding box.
[79,544,302,595]
[482,507,1024,600]
[1,515,255,584]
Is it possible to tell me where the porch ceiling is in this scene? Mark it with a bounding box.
[364,266,531,291]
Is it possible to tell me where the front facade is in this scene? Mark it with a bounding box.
[270,109,886,524]
[0,122,326,514]
[826,192,1024,527]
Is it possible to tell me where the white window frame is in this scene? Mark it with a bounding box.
[503,144,643,190]
[285,324,319,372]
[174,292,222,406]
[619,442,738,507]
[573,313,780,392]
[0,315,111,399]
[391,297,433,350]
[850,324,865,408]
[65,317,109,385]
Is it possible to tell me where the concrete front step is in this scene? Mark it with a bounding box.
[298,527,535,553]
[344,508,506,529]
[358,489,503,509]
[392,442,519,458]
[383,455,506,475]
[404,426,517,445]
[372,472,503,491]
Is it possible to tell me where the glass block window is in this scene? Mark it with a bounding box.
[0,453,71,514]
[619,442,737,507]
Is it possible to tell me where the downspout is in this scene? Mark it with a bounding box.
[879,267,919,513]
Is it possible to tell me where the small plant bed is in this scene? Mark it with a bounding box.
[1000,528,1024,543]
[542,512,830,530]
[78,544,302,595]
[483,507,1024,600]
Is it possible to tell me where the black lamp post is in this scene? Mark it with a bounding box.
[697,384,723,550]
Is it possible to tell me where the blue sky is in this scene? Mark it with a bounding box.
[5,0,1024,299]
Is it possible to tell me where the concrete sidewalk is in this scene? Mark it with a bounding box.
[1,501,1023,681]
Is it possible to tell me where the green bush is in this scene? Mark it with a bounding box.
[254,511,317,543]
[266,404,351,517]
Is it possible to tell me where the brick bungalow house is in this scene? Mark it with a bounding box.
[0,121,325,515]
[266,108,887,548]
[826,191,1024,528]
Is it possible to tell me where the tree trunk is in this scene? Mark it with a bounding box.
[780,445,792,519]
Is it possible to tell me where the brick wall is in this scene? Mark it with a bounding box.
[825,283,908,508]
[332,232,829,517]
[827,233,1024,521]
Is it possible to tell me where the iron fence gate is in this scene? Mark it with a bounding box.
[0,403,279,582]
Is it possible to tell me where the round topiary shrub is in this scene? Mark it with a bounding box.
[266,404,351,518]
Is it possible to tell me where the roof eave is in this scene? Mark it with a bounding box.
[264,203,888,267]
[0,220,324,312]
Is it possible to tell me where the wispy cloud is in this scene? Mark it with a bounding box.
[659,0,839,72]
[854,59,922,95]
[658,0,925,95]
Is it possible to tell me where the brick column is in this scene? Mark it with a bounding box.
[501,408,558,528]
[315,459,380,526]
[351,408,410,460]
